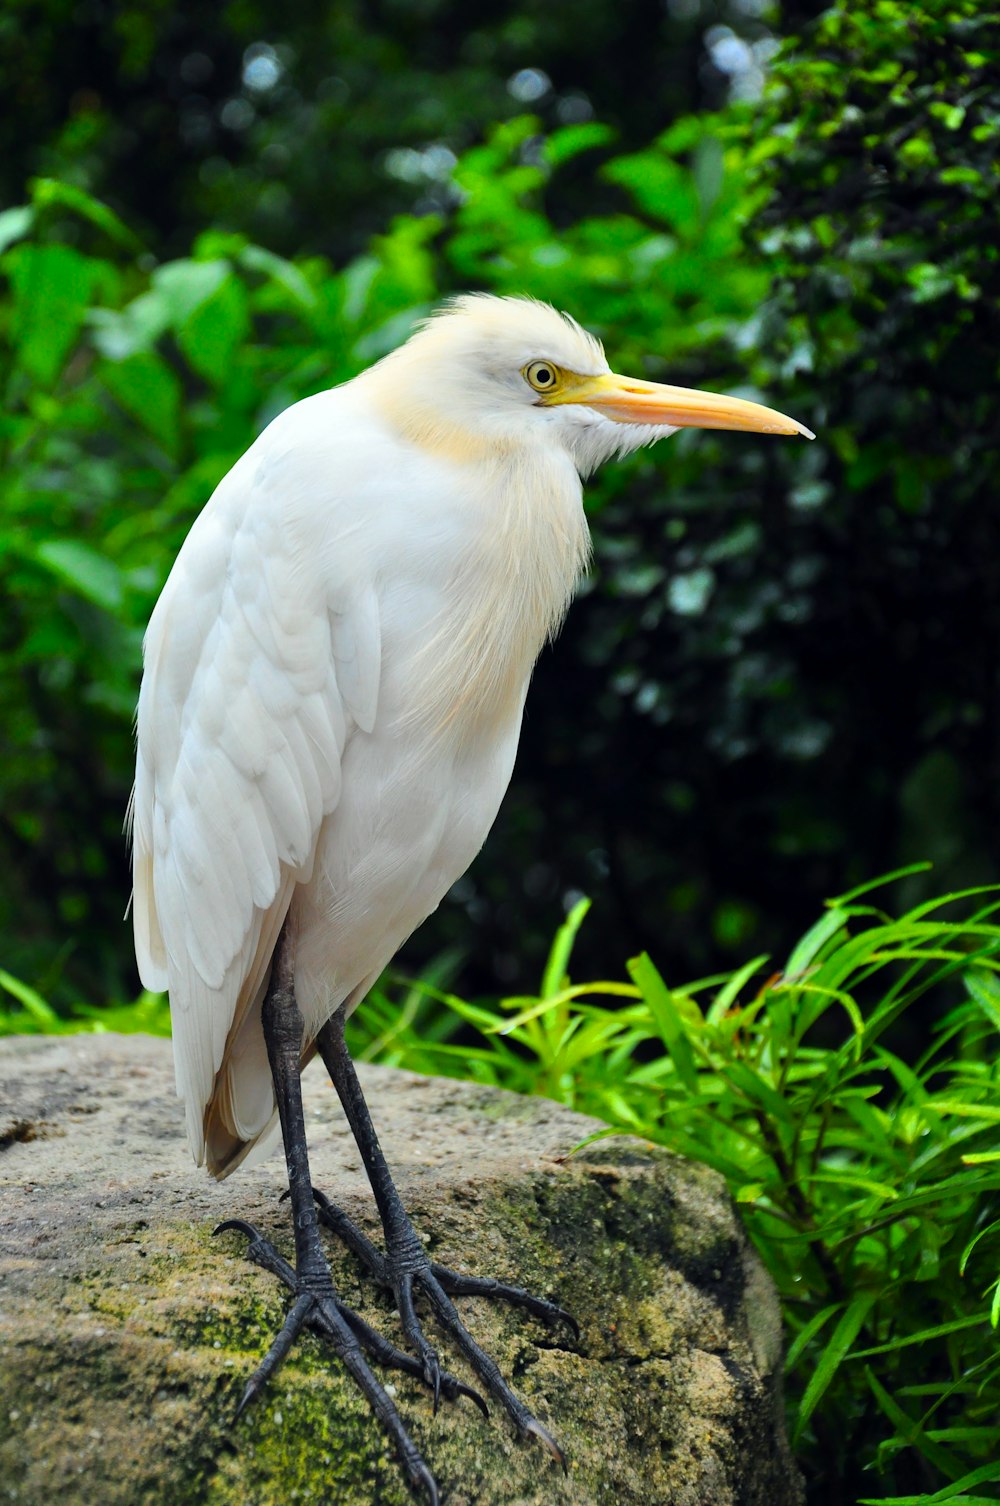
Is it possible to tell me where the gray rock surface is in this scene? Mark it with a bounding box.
[0,1033,802,1506]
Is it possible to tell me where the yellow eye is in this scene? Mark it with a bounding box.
[523,360,560,393]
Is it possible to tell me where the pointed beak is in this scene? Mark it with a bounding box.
[543,371,814,440]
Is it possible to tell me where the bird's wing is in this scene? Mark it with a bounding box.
[130,404,382,1164]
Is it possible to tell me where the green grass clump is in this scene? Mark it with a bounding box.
[0,970,170,1036]
[350,871,1000,1506]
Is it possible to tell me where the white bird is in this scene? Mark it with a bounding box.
[131,294,812,1501]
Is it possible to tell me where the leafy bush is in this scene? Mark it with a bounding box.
[349,874,1000,1505]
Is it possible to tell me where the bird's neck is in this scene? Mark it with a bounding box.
[402,443,591,739]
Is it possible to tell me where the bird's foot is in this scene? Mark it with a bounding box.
[215,1218,484,1506]
[307,1186,576,1470]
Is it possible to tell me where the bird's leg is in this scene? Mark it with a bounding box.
[315,1006,574,1467]
[216,922,451,1506]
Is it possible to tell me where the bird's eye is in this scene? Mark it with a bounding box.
[524,361,560,393]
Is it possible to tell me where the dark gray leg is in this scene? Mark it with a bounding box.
[215,924,451,1505]
[315,1005,574,1469]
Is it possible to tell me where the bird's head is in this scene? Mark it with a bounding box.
[365,294,813,475]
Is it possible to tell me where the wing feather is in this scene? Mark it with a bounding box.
[131,406,381,1167]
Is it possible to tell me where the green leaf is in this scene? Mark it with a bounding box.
[726,1061,794,1125]
[0,205,33,256]
[706,955,770,1022]
[927,1101,1000,1124]
[604,150,700,233]
[30,177,143,250]
[849,1315,987,1358]
[151,258,229,323]
[830,865,932,906]
[963,969,1000,1031]
[0,968,59,1026]
[176,271,251,385]
[543,122,616,168]
[100,350,183,456]
[793,1290,877,1442]
[859,1460,1000,1504]
[627,951,700,1093]
[239,245,319,310]
[865,1368,966,1482]
[33,540,125,612]
[784,1302,841,1372]
[540,897,591,998]
[785,905,848,976]
[7,242,97,383]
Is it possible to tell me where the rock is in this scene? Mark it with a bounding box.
[0,1034,801,1506]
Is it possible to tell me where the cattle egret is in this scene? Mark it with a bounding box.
[131,294,812,1501]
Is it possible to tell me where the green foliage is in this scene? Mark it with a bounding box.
[0,177,435,1001]
[0,0,774,263]
[0,966,170,1036]
[5,0,1000,1006]
[347,876,1000,1504]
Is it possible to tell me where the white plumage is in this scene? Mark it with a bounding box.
[131,294,811,1180]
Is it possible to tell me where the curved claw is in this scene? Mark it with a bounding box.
[523,1416,568,1474]
[214,1218,261,1241]
[232,1375,261,1423]
[413,1460,439,1506]
[453,1379,489,1419]
[426,1353,442,1416]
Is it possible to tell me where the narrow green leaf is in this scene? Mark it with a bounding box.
[726,1061,794,1125]
[963,969,1000,1031]
[802,1170,899,1199]
[927,1101,1000,1123]
[540,897,590,998]
[0,969,59,1024]
[956,1196,1000,1252]
[30,177,142,249]
[860,1498,1000,1506]
[785,905,849,977]
[849,1314,987,1358]
[866,1367,966,1481]
[627,951,700,1093]
[784,1302,841,1372]
[793,1290,877,1443]
[706,954,770,1022]
[830,864,933,905]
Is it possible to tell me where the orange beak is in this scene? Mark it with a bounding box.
[543,371,814,440]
